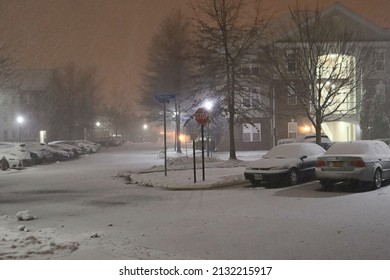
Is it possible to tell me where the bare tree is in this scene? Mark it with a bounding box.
[46,64,99,140]
[360,82,390,139]
[266,2,373,144]
[141,9,194,153]
[189,0,269,160]
[104,87,132,138]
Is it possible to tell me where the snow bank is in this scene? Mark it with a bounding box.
[0,215,79,259]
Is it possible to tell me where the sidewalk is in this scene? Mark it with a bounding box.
[129,150,266,190]
[130,166,248,190]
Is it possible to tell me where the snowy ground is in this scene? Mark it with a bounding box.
[0,142,265,260]
[1,142,390,261]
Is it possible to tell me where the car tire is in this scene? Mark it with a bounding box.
[0,158,9,171]
[287,168,299,186]
[31,153,39,165]
[320,180,333,191]
[372,168,382,190]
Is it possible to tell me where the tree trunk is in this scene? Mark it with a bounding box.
[229,107,237,160]
[315,112,322,145]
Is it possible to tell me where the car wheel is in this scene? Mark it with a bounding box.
[320,180,333,191]
[31,153,39,165]
[287,168,299,186]
[0,158,9,171]
[372,169,382,190]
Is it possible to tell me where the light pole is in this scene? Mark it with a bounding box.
[95,121,101,139]
[142,124,148,142]
[17,116,24,142]
[204,100,213,157]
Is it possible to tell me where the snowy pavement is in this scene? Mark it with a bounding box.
[129,149,266,190]
[4,142,390,261]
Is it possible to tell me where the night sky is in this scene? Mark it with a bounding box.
[1,0,390,106]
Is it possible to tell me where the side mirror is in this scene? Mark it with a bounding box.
[300,155,308,160]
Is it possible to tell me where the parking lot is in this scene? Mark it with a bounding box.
[1,142,390,260]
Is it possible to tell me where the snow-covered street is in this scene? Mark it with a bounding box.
[1,142,390,260]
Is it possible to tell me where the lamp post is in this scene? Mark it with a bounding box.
[17,116,24,142]
[142,124,148,142]
[204,101,213,157]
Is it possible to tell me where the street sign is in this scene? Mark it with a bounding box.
[154,94,176,103]
[195,108,209,125]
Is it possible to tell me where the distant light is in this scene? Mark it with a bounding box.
[179,134,186,142]
[96,121,101,127]
[302,126,311,133]
[143,124,148,130]
[17,116,24,124]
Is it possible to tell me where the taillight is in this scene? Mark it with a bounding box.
[316,160,326,167]
[350,160,365,167]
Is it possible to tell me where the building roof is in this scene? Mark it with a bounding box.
[267,2,390,42]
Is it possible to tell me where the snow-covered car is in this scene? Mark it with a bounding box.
[244,142,326,186]
[315,140,390,190]
[75,140,100,153]
[48,143,79,159]
[295,134,333,150]
[48,141,83,156]
[44,145,72,161]
[0,142,31,170]
[0,152,22,170]
[24,142,54,164]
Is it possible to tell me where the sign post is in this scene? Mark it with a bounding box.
[195,108,209,181]
[154,94,176,176]
[190,130,197,183]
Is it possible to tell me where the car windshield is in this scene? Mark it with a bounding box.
[264,144,301,158]
[325,142,369,155]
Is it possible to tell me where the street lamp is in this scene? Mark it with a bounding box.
[17,116,24,142]
[204,100,213,111]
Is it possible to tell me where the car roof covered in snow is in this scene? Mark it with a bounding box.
[265,142,325,158]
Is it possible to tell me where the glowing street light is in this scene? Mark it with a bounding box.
[204,100,214,111]
[16,116,24,142]
[96,121,101,127]
[143,124,148,130]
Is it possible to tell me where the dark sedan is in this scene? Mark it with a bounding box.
[244,143,325,186]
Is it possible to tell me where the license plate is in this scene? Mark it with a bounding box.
[254,174,263,180]
[332,161,344,168]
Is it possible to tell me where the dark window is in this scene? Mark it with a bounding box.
[375,50,385,71]
[287,85,297,105]
[287,50,296,72]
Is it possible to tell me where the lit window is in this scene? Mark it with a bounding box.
[243,123,261,142]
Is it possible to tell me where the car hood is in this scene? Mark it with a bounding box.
[247,158,300,169]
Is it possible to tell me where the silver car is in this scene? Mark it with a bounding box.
[244,142,326,186]
[315,140,390,190]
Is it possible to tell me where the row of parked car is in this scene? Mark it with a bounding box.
[0,140,102,171]
[244,140,390,191]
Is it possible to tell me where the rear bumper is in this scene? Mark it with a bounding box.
[315,167,372,183]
